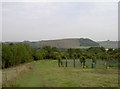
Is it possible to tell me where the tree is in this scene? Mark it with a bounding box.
[80,56,86,68]
[2,43,34,69]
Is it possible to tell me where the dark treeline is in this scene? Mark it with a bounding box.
[2,43,120,69]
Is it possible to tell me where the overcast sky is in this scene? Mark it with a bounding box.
[2,2,118,42]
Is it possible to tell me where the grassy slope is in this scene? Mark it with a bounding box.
[3,60,118,87]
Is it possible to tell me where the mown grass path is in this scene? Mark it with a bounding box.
[3,60,118,87]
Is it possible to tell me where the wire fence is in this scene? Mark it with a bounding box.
[60,59,118,69]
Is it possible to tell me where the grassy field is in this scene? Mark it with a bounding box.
[2,60,118,87]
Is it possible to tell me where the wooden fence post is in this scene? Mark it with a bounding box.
[61,61,63,67]
[73,59,75,68]
[58,59,60,67]
[79,59,81,66]
[66,59,67,67]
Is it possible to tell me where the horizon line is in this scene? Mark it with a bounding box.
[1,37,119,42]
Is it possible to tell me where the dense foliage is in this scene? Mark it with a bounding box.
[2,42,120,69]
[2,43,33,68]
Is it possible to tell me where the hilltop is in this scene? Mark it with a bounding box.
[23,38,99,49]
[3,38,119,49]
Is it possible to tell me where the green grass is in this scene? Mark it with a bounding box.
[3,60,118,87]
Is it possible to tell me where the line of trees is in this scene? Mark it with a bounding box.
[2,42,120,69]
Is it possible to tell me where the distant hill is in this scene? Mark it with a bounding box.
[4,39,119,49]
[97,40,118,49]
[24,38,99,49]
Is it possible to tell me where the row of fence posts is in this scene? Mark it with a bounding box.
[58,59,79,68]
[58,59,96,68]
[58,59,113,69]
